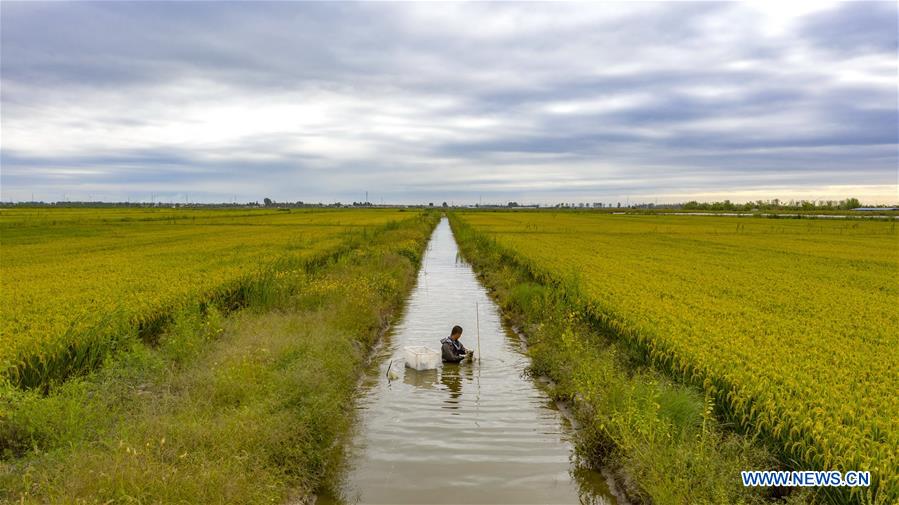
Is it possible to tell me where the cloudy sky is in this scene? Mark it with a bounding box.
[1,2,896,205]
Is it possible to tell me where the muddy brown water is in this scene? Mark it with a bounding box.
[319,218,617,504]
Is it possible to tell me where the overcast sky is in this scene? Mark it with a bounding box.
[1,2,896,204]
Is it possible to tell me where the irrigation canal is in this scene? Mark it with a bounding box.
[318,218,617,504]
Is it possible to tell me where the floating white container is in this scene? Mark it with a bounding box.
[403,345,441,371]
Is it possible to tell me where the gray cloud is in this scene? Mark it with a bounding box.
[799,2,898,55]
[1,2,896,204]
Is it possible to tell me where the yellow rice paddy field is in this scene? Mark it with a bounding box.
[456,210,899,496]
[0,207,411,388]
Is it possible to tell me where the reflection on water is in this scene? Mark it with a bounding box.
[404,368,439,390]
[319,218,616,505]
[439,363,473,412]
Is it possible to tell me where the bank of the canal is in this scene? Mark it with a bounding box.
[321,218,616,504]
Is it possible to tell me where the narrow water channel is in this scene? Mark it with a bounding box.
[321,218,615,504]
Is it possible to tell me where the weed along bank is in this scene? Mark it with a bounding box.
[319,218,619,504]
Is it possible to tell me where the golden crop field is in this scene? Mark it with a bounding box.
[0,207,413,388]
[456,211,899,496]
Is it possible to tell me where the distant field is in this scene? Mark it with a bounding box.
[0,208,411,388]
[456,211,898,496]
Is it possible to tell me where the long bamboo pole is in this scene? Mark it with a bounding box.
[476,301,481,361]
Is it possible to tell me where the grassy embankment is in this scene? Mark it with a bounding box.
[0,211,438,503]
[451,213,812,505]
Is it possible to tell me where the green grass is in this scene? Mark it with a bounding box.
[0,212,439,503]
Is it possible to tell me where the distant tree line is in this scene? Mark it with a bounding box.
[682,198,863,211]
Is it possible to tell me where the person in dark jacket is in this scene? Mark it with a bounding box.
[441,325,472,363]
